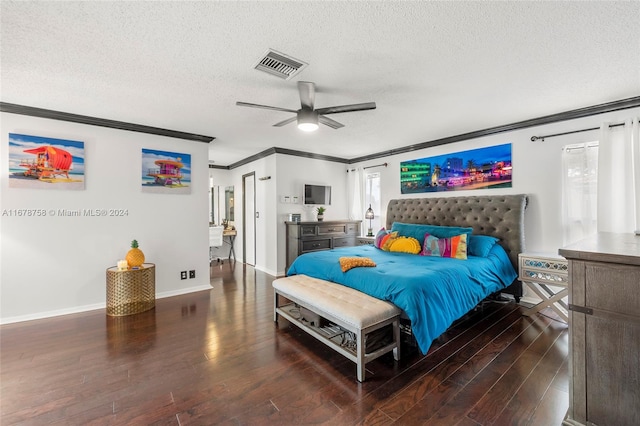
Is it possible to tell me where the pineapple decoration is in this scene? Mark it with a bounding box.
[126,239,145,268]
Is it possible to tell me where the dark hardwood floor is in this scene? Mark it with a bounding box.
[1,262,569,425]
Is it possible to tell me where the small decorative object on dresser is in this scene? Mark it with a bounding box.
[316,206,326,221]
[559,232,640,426]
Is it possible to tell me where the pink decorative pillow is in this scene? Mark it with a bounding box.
[421,232,468,260]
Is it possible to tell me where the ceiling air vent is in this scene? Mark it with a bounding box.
[254,49,308,80]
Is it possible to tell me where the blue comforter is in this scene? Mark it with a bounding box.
[287,245,517,354]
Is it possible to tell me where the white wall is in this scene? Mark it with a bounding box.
[275,154,350,275]
[354,107,640,254]
[222,154,279,275]
[208,154,349,276]
[6,107,636,323]
[211,107,640,280]
[0,113,211,323]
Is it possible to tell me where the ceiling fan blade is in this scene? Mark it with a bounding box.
[315,102,376,115]
[318,115,344,129]
[236,101,297,113]
[298,81,315,110]
[273,116,298,127]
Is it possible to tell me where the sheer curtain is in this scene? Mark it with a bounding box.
[347,167,364,223]
[561,142,599,245]
[597,118,640,233]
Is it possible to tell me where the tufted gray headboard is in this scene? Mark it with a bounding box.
[386,194,528,298]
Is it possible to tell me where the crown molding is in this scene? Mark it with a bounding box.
[0,102,215,143]
[347,95,640,164]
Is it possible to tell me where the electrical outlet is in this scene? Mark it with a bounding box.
[189,270,196,279]
[180,271,187,280]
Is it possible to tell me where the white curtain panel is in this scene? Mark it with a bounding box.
[347,167,364,221]
[597,118,640,233]
[561,142,599,245]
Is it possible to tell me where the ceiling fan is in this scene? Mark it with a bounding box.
[236,81,376,132]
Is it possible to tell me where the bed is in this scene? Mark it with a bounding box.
[286,194,528,354]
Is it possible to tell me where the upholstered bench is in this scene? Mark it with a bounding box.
[273,274,401,382]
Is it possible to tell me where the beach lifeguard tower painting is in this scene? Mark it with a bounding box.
[8,133,85,190]
[141,148,191,194]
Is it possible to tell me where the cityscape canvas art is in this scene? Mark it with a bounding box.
[400,143,512,194]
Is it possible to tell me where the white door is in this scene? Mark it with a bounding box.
[243,172,256,266]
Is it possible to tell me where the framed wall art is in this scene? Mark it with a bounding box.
[400,143,512,194]
[141,148,191,194]
[8,133,85,190]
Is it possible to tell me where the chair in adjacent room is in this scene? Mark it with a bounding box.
[209,225,224,264]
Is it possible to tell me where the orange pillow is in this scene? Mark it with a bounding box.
[339,256,376,272]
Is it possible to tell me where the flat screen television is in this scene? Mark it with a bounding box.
[303,184,331,205]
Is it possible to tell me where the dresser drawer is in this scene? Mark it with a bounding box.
[346,223,359,234]
[300,225,317,236]
[584,263,640,317]
[301,239,332,252]
[318,225,346,235]
[333,237,356,248]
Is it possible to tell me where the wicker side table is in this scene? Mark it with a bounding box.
[106,263,155,316]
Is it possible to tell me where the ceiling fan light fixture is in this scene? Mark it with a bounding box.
[297,109,319,132]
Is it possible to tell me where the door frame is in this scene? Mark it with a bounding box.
[242,172,256,265]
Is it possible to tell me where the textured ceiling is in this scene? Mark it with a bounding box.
[2,1,639,167]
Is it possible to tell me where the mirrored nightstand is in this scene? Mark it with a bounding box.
[518,253,568,322]
[357,236,375,246]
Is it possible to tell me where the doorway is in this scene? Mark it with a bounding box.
[242,172,256,266]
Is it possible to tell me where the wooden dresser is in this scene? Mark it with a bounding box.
[285,220,360,271]
[559,233,640,426]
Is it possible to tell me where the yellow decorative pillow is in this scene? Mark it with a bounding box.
[339,256,377,272]
[388,236,422,254]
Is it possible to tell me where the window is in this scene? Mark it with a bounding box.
[561,142,598,245]
[364,172,381,234]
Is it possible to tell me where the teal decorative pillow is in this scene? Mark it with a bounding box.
[468,235,499,257]
[391,222,473,246]
[421,232,468,260]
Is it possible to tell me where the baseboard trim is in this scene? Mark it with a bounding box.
[0,285,213,325]
[156,284,213,299]
[0,302,106,325]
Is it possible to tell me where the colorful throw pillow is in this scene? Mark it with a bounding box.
[381,232,399,251]
[391,222,473,246]
[339,256,376,272]
[388,236,422,254]
[468,235,499,257]
[374,227,389,248]
[375,228,399,251]
[421,232,468,259]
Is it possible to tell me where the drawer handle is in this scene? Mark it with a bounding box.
[312,243,321,248]
[568,304,593,315]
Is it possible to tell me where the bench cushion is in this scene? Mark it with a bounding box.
[273,275,401,329]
